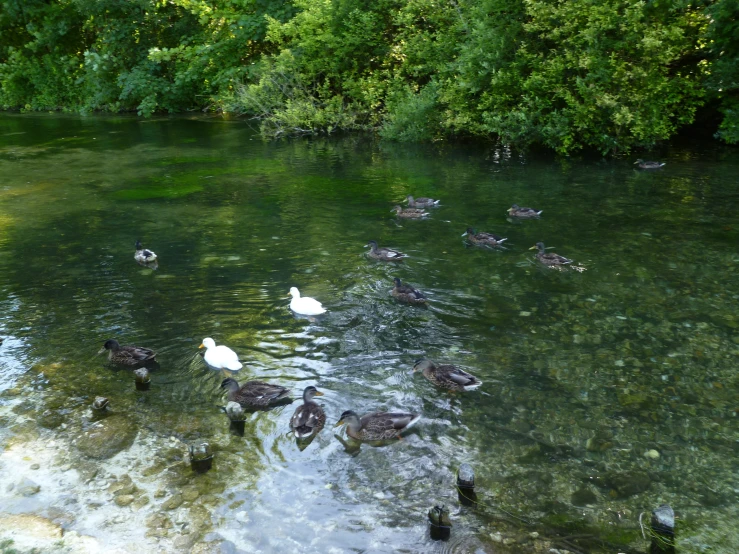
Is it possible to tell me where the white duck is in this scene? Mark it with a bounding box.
[289,287,326,316]
[199,337,242,371]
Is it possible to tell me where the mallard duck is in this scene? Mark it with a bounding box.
[407,195,439,208]
[335,410,420,441]
[634,159,665,169]
[366,240,406,261]
[98,339,156,367]
[392,205,428,219]
[392,278,427,305]
[507,204,542,218]
[462,227,507,247]
[221,378,291,408]
[530,242,573,266]
[413,359,482,391]
[92,397,110,411]
[289,386,326,438]
[199,337,242,371]
[134,240,157,264]
[289,287,326,316]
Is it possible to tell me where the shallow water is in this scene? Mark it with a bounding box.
[0,113,737,553]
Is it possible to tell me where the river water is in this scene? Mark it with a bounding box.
[0,114,737,553]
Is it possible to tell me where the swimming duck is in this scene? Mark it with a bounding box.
[530,242,573,266]
[289,287,327,316]
[392,278,427,305]
[392,205,428,219]
[134,240,157,264]
[289,386,326,438]
[634,159,666,169]
[199,337,242,371]
[407,195,439,208]
[507,204,542,218]
[221,378,291,409]
[462,227,507,247]
[413,359,482,391]
[335,410,420,441]
[366,241,406,261]
[98,339,157,367]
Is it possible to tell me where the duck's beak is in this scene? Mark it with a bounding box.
[506,208,513,213]
[461,231,468,237]
[313,391,325,396]
[198,343,205,349]
[96,347,106,355]
[334,419,346,428]
[633,160,639,165]
[529,245,538,250]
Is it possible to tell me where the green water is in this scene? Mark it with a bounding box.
[0,113,737,553]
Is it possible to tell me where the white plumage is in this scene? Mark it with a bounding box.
[199,337,242,371]
[289,287,326,316]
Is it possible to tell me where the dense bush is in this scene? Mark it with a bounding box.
[1,0,737,152]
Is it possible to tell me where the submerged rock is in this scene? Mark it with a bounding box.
[604,471,651,498]
[570,486,597,506]
[74,416,137,459]
[17,477,41,496]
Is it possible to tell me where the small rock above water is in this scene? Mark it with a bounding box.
[17,477,41,496]
[74,416,137,459]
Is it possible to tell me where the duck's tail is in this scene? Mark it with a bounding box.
[226,360,243,371]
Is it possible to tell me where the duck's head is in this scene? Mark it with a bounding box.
[529,242,546,252]
[98,339,120,354]
[303,386,324,402]
[412,359,434,373]
[289,287,300,299]
[634,159,644,165]
[461,227,475,237]
[199,337,216,349]
[135,240,143,250]
[220,378,240,392]
[335,410,360,428]
[406,195,414,203]
[393,277,402,288]
[507,204,520,213]
[366,240,378,250]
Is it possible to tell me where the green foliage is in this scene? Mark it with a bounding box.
[0,0,737,152]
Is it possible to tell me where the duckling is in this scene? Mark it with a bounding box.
[507,204,542,218]
[199,338,242,371]
[392,278,427,305]
[530,242,573,266]
[289,386,326,438]
[134,240,157,264]
[462,227,507,247]
[221,378,291,409]
[412,359,482,391]
[407,195,440,208]
[366,240,406,261]
[335,410,420,441]
[392,205,428,219]
[98,339,156,367]
[289,287,326,316]
[634,159,666,169]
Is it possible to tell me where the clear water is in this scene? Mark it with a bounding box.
[0,113,737,553]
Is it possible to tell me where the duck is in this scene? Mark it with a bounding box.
[98,339,156,367]
[530,242,573,266]
[407,195,440,208]
[392,278,427,305]
[412,359,482,391]
[221,378,291,409]
[366,240,406,261]
[335,410,420,441]
[134,240,157,264]
[462,227,507,247]
[392,205,428,219]
[507,204,542,218]
[289,386,326,438]
[289,287,327,316]
[634,159,666,169]
[199,337,242,371]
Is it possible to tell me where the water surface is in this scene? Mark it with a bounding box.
[0,114,737,553]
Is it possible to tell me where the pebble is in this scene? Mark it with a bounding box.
[114,495,135,507]
[30,463,40,470]
[645,449,660,459]
[162,493,184,510]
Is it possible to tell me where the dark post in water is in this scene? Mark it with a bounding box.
[649,504,675,554]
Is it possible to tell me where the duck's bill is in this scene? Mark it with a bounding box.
[461,231,468,237]
[529,245,538,250]
[313,391,325,396]
[96,347,106,355]
[198,343,205,349]
[334,420,345,428]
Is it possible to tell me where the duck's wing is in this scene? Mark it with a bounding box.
[443,366,482,388]
[291,403,326,435]
[363,412,420,438]
[121,345,156,361]
[380,248,405,259]
[245,381,290,403]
